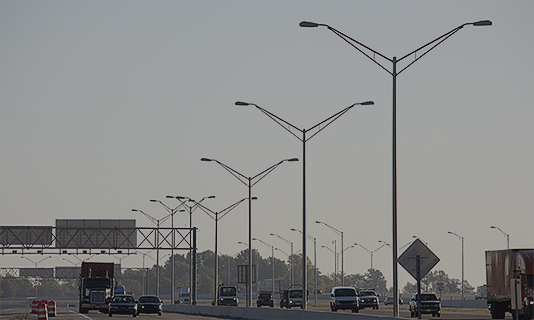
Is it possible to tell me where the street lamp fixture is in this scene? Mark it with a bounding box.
[354,242,387,289]
[300,18,491,317]
[490,226,509,250]
[269,233,294,285]
[236,100,372,309]
[316,221,345,286]
[150,198,186,304]
[166,194,215,304]
[202,157,298,307]
[193,197,255,304]
[447,231,465,301]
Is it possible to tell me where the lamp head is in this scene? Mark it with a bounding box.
[132,209,138,212]
[207,195,216,199]
[299,21,319,28]
[166,195,175,199]
[201,158,213,162]
[287,158,299,162]
[235,101,250,106]
[251,196,258,200]
[473,20,492,26]
[149,199,157,202]
[315,220,321,224]
[360,101,375,106]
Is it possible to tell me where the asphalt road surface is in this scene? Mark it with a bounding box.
[0,303,514,320]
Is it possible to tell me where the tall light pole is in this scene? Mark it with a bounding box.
[321,242,338,287]
[201,157,298,307]
[150,199,185,303]
[490,226,510,250]
[354,242,387,289]
[166,194,215,304]
[236,100,373,309]
[274,247,289,286]
[300,18,491,317]
[316,221,345,286]
[270,233,294,285]
[291,228,317,306]
[253,238,275,300]
[447,231,464,301]
[21,255,52,297]
[193,197,254,304]
[132,208,176,297]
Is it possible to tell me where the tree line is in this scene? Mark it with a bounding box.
[0,250,473,298]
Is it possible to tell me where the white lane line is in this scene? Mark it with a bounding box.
[69,309,93,319]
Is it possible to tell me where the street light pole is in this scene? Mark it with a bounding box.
[300,18,491,317]
[321,243,338,286]
[291,228,317,306]
[202,157,298,307]
[150,199,186,303]
[192,197,254,305]
[132,209,166,297]
[21,255,52,297]
[316,221,345,286]
[200,158,299,307]
[166,195,215,304]
[354,243,387,289]
[270,233,294,285]
[253,238,275,301]
[447,231,464,301]
[490,226,509,250]
[236,100,373,309]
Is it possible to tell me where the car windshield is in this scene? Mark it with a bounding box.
[335,288,356,296]
[259,293,271,298]
[139,296,160,303]
[220,287,236,296]
[112,296,134,303]
[289,290,302,298]
[360,291,376,296]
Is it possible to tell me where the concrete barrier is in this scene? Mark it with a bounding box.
[163,304,398,320]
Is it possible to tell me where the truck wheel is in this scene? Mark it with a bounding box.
[108,313,112,317]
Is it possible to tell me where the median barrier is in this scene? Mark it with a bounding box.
[163,303,397,320]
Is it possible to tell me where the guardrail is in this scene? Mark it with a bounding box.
[163,304,396,320]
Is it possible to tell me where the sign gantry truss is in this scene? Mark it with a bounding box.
[0,226,194,255]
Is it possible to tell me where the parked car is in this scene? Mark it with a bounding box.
[108,294,137,317]
[330,287,359,313]
[409,293,441,318]
[256,292,274,307]
[137,295,162,316]
[384,296,403,305]
[358,290,379,310]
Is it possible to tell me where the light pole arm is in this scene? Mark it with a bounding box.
[132,209,158,225]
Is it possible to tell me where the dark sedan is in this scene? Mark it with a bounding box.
[137,295,163,316]
[108,295,137,317]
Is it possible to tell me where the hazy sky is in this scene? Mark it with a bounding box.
[1,0,532,289]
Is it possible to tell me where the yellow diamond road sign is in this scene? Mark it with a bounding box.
[398,239,440,280]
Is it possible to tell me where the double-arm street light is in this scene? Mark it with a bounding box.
[300,18,491,317]
[132,208,176,297]
[236,100,373,309]
[490,226,510,250]
[447,231,465,301]
[21,255,52,296]
[291,228,317,306]
[194,197,255,304]
[166,195,215,304]
[202,157,298,307]
[253,238,275,300]
[150,199,185,303]
[354,242,387,289]
[316,221,345,286]
[321,241,338,287]
[270,233,294,285]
